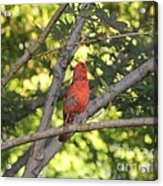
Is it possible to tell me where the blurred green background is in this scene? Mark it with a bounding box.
[1,2,157,180]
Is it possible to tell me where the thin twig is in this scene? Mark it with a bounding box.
[33,31,153,59]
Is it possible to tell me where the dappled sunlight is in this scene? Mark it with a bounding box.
[1,1,157,180]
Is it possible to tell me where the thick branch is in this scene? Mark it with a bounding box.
[1,4,68,87]
[1,117,156,151]
[36,58,155,176]
[3,57,155,176]
[75,58,155,123]
[23,4,91,177]
[13,58,154,127]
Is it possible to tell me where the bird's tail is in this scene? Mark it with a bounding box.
[58,114,74,142]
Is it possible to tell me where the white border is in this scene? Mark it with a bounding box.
[0,0,157,5]
[1,1,162,186]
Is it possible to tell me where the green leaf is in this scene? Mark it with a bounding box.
[99,78,112,92]
[109,11,118,22]
[80,9,94,17]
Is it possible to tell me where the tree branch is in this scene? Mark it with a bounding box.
[23,3,91,177]
[3,149,30,177]
[1,4,68,87]
[33,58,156,176]
[12,57,154,125]
[75,58,155,123]
[1,117,156,151]
[3,57,155,176]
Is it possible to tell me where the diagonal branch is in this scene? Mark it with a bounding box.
[3,148,30,177]
[11,57,154,125]
[76,58,155,123]
[34,58,156,176]
[1,117,156,151]
[2,58,155,176]
[23,3,91,177]
[1,4,68,87]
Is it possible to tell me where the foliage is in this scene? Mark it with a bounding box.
[1,2,157,180]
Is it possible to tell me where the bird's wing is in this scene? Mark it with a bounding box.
[64,82,78,114]
[64,95,77,110]
[63,94,77,123]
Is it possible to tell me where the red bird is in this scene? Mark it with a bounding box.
[59,62,90,142]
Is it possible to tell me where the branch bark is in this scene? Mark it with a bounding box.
[1,4,68,87]
[2,57,155,176]
[76,58,155,123]
[32,57,155,176]
[23,4,91,177]
[3,149,30,177]
[1,117,156,151]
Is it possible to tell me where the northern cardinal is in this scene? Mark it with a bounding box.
[59,62,90,142]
